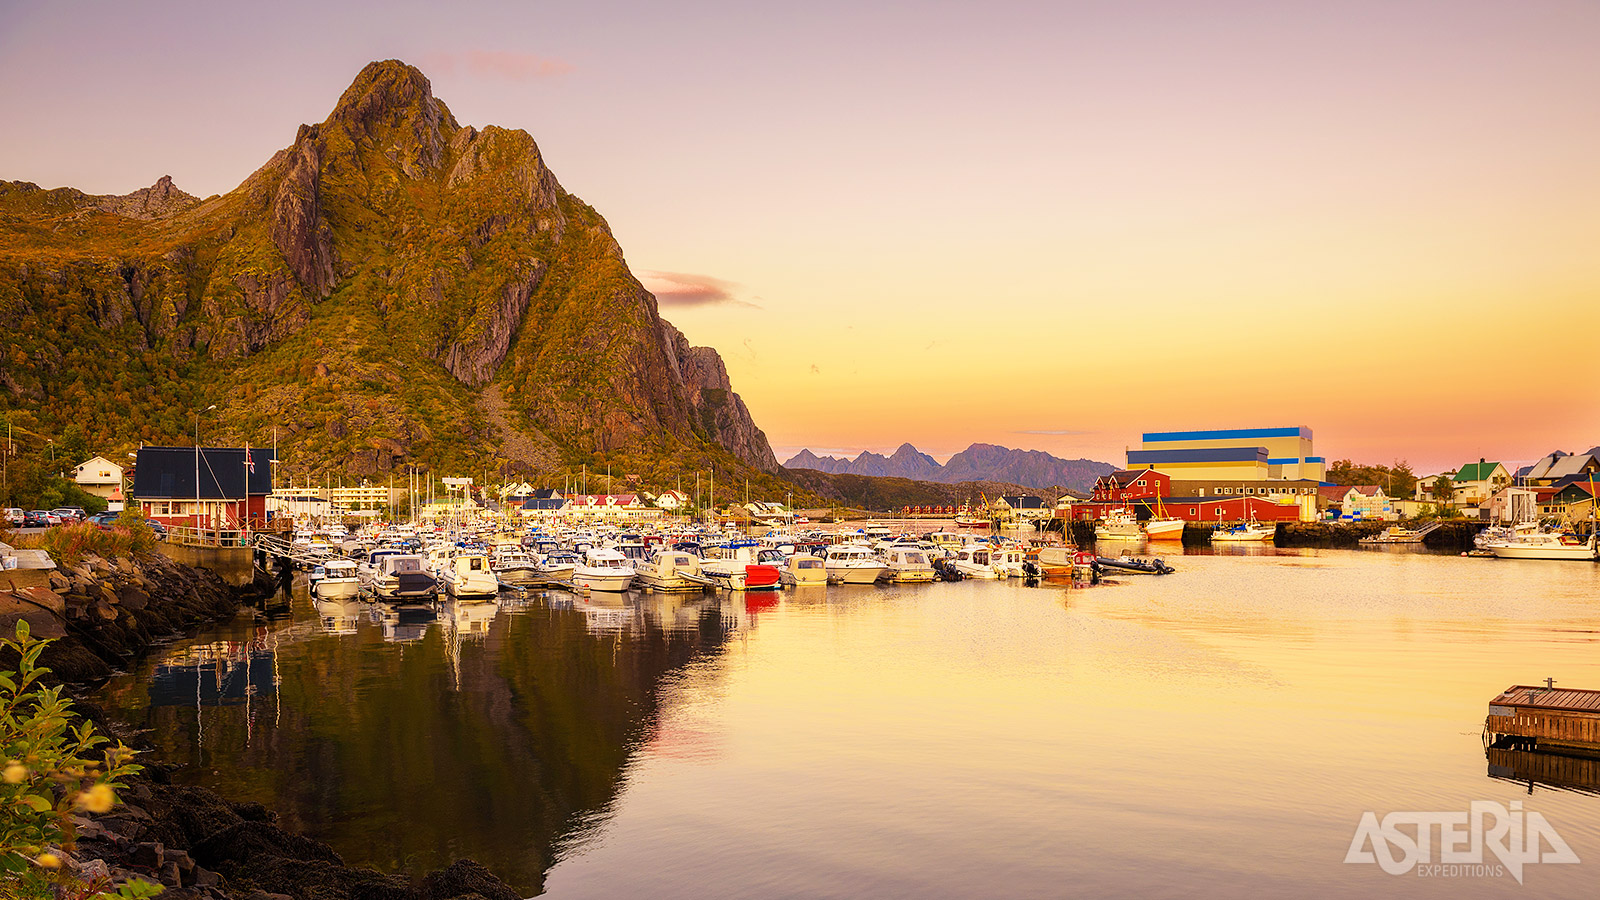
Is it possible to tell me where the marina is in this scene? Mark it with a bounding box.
[94,546,1600,898]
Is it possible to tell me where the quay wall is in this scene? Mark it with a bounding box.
[1068,519,1483,550]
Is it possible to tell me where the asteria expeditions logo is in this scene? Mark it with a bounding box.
[1345,800,1579,883]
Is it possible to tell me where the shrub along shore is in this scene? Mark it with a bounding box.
[1,548,523,900]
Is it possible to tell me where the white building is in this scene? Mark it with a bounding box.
[72,456,125,511]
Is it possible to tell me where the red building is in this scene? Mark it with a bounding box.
[1066,470,1301,523]
[132,446,275,530]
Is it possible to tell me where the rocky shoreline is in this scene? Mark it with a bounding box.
[2,552,525,900]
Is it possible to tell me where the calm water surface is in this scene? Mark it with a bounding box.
[101,548,1600,898]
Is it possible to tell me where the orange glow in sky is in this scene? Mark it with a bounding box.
[1,1,1595,472]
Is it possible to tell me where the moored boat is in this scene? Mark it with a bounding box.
[822,543,889,584]
[1095,508,1144,541]
[1487,531,1598,561]
[311,559,361,600]
[573,548,636,592]
[1210,518,1276,543]
[442,553,500,599]
[881,547,936,583]
[635,550,715,592]
[779,553,828,586]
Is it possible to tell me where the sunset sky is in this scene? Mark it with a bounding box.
[2,0,1595,473]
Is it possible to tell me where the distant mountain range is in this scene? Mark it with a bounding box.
[784,443,1115,493]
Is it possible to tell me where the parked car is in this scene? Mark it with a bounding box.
[88,511,120,530]
[51,507,88,522]
[26,510,58,527]
[3,508,23,527]
[145,519,168,538]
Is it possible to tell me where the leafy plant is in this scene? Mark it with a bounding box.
[0,621,157,899]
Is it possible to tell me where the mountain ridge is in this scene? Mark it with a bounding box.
[785,442,1115,492]
[0,59,788,496]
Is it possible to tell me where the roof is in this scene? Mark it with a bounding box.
[1318,485,1351,502]
[1142,426,1311,442]
[132,446,276,500]
[1493,685,1600,714]
[1001,495,1046,509]
[73,456,123,475]
[1454,461,1503,482]
[1128,446,1268,465]
[1546,454,1600,480]
[521,497,567,510]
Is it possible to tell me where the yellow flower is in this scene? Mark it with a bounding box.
[2,762,27,784]
[35,852,61,868]
[75,783,116,814]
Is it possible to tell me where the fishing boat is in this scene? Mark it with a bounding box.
[1486,531,1598,561]
[822,543,890,584]
[572,548,636,592]
[311,559,361,600]
[779,553,828,586]
[881,547,936,583]
[1210,518,1276,543]
[1095,508,1143,541]
[441,552,500,599]
[1142,498,1185,541]
[635,550,715,592]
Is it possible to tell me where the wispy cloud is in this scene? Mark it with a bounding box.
[1015,429,1095,436]
[421,51,573,81]
[639,270,760,308]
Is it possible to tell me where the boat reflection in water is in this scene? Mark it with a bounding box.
[375,602,436,643]
[104,584,736,897]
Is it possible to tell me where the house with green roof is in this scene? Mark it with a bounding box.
[1451,460,1511,509]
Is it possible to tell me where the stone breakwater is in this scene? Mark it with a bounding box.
[1,554,524,900]
[2,552,274,683]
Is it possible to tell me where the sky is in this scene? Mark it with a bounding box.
[2,0,1596,473]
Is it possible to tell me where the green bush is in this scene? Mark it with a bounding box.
[1,621,159,899]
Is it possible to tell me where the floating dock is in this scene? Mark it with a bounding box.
[1486,683,1600,754]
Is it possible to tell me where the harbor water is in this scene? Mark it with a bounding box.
[100,547,1600,898]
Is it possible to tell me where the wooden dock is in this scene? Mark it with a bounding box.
[1486,683,1600,753]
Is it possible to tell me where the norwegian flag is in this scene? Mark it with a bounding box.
[245,444,255,474]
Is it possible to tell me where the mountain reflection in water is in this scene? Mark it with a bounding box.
[101,589,738,896]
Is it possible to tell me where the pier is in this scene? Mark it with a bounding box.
[1486,683,1600,754]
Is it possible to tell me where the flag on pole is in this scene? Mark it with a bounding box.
[245,444,255,474]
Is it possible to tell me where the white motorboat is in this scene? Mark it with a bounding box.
[701,543,782,591]
[881,547,936,583]
[363,552,438,601]
[311,559,361,600]
[442,552,500,599]
[535,550,581,583]
[573,548,636,592]
[491,548,542,587]
[635,550,714,592]
[1487,531,1598,560]
[948,545,1000,579]
[822,543,889,584]
[779,553,828,587]
[989,545,1027,578]
[1095,508,1144,541]
[1211,519,1276,543]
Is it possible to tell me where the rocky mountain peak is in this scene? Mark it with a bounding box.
[325,59,455,178]
[96,175,198,220]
